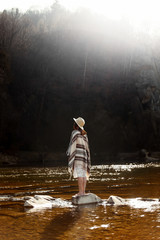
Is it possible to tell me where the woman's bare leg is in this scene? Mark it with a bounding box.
[78,177,84,195]
[78,177,87,195]
[83,177,87,195]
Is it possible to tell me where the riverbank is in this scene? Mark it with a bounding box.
[0,150,160,167]
[0,151,66,167]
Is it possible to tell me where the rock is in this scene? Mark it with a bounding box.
[118,149,160,163]
[34,195,54,201]
[24,195,73,209]
[24,195,54,208]
[0,153,18,166]
[138,198,158,202]
[128,198,160,210]
[72,193,102,205]
[107,195,126,205]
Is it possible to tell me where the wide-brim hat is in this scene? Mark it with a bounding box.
[73,117,85,130]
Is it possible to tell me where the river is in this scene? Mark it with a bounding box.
[0,163,160,240]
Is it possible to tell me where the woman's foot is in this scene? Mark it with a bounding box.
[74,192,84,197]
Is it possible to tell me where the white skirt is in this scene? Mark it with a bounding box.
[73,166,87,178]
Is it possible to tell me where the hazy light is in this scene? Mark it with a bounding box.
[1,0,160,31]
[60,0,160,35]
[0,0,54,12]
[60,0,160,26]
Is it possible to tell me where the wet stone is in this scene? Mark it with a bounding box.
[24,195,73,208]
[107,195,126,205]
[24,195,54,208]
[72,193,102,205]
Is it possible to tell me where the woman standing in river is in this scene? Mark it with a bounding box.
[67,117,91,196]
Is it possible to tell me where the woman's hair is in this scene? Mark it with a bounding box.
[74,122,87,135]
[74,122,81,130]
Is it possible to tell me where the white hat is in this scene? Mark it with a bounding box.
[73,117,85,130]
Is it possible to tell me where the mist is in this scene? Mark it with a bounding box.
[0,1,160,165]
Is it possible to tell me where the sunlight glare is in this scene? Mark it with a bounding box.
[60,0,160,27]
[1,0,160,31]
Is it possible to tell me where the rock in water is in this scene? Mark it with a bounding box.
[107,195,126,205]
[72,193,102,205]
[24,195,73,209]
[24,195,54,208]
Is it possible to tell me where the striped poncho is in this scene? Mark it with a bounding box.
[67,130,91,179]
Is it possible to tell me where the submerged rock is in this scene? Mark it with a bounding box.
[72,193,102,205]
[128,198,160,210]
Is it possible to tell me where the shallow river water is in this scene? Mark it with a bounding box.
[0,163,160,240]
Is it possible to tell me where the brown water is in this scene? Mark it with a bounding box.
[0,164,160,240]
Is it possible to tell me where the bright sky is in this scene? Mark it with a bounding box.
[1,0,160,27]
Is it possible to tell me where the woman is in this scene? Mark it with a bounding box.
[67,117,91,196]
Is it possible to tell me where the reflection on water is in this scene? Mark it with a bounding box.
[0,163,160,240]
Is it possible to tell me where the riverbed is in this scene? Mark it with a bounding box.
[0,163,160,240]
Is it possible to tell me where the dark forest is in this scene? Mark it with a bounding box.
[1,1,160,165]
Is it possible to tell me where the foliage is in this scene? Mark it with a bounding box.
[0,2,160,161]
